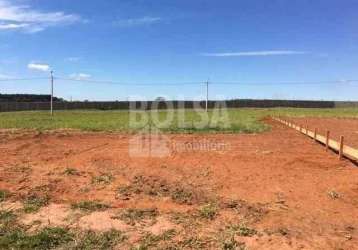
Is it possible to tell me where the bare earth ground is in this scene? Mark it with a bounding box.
[290,117,358,149]
[0,120,358,249]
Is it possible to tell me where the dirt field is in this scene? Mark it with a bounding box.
[0,120,358,249]
[290,117,358,148]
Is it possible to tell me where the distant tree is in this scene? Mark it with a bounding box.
[0,94,63,102]
[155,97,166,102]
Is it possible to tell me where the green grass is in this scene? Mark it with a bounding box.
[91,173,114,186]
[221,237,246,250]
[170,188,195,205]
[198,203,219,220]
[74,230,127,250]
[0,209,18,234]
[0,209,126,250]
[0,227,73,250]
[71,201,109,212]
[135,230,176,249]
[0,226,127,250]
[0,210,17,223]
[266,107,358,118]
[0,190,9,202]
[0,108,357,133]
[0,206,127,249]
[234,224,257,237]
[115,208,158,226]
[23,194,49,214]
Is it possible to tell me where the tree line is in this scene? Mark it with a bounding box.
[0,94,64,102]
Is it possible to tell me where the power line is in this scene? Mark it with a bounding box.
[0,77,49,82]
[55,77,204,86]
[1,76,358,86]
[55,77,358,86]
[211,80,358,85]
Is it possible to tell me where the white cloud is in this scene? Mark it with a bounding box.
[69,73,91,80]
[0,22,29,30]
[0,0,83,33]
[28,62,50,72]
[114,16,161,27]
[201,50,307,57]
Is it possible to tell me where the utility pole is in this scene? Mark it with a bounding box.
[50,70,54,116]
[206,79,209,112]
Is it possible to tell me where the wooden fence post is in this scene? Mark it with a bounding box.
[273,117,358,161]
[326,130,330,151]
[306,121,308,134]
[339,136,344,160]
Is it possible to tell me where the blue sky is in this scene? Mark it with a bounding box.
[1,0,358,101]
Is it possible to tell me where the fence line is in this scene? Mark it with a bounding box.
[273,117,358,162]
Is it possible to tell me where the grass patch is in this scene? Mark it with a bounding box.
[223,199,267,223]
[178,236,209,249]
[268,107,358,118]
[23,194,49,213]
[0,190,9,202]
[168,212,199,228]
[92,173,114,185]
[71,201,109,212]
[74,230,127,249]
[115,208,158,226]
[0,209,18,234]
[0,207,126,250]
[117,176,210,205]
[136,230,176,249]
[198,203,218,220]
[0,227,73,249]
[116,177,169,199]
[0,216,126,250]
[236,224,257,237]
[226,223,257,237]
[1,108,357,133]
[0,209,17,223]
[0,109,267,133]
[170,188,194,205]
[221,237,246,250]
[216,224,252,249]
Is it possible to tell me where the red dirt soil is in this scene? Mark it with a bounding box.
[0,120,358,249]
[290,117,358,149]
